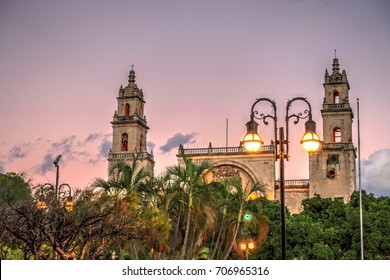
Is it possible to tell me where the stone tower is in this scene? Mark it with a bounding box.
[108,66,154,175]
[309,56,356,202]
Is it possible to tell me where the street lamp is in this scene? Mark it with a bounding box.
[37,183,54,209]
[59,183,73,212]
[37,154,73,211]
[242,97,321,260]
[37,183,73,211]
[239,239,255,260]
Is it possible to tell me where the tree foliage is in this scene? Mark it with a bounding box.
[0,172,31,207]
[1,164,389,260]
[256,191,390,260]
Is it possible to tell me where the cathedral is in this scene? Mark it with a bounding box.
[108,57,356,213]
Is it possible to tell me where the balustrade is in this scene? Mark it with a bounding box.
[179,145,274,156]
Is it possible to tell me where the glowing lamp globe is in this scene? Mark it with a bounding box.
[243,118,263,152]
[65,196,74,212]
[65,201,74,212]
[243,213,253,222]
[243,132,263,152]
[301,132,320,152]
[300,120,321,152]
[37,194,47,209]
[37,200,47,209]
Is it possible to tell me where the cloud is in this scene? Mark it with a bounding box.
[9,146,28,159]
[99,139,112,158]
[159,132,198,153]
[7,141,41,162]
[41,136,77,169]
[50,135,76,158]
[32,134,98,172]
[88,134,112,164]
[0,165,5,174]
[147,141,156,152]
[85,133,101,143]
[5,132,113,177]
[361,149,390,197]
[35,154,55,175]
[5,140,49,174]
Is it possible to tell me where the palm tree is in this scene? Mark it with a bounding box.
[222,178,265,260]
[209,181,231,259]
[93,154,151,196]
[111,158,150,194]
[91,156,158,259]
[162,177,185,259]
[166,157,211,259]
[185,182,219,258]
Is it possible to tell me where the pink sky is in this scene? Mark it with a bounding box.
[1,0,389,196]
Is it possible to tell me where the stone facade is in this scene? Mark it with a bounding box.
[309,57,356,203]
[107,57,356,213]
[108,67,154,176]
[277,187,309,214]
[177,56,356,213]
[177,144,276,200]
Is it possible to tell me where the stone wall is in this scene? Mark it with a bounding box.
[177,147,276,200]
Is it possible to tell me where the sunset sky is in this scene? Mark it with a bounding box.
[1,0,389,196]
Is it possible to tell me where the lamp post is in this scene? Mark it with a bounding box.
[239,239,255,260]
[242,97,321,260]
[53,155,62,199]
[37,154,73,211]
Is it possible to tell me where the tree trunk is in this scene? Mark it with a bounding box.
[180,192,192,259]
[130,241,139,260]
[170,209,181,259]
[188,225,197,259]
[211,209,226,259]
[223,211,242,260]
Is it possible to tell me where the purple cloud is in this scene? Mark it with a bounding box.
[159,132,198,153]
[9,146,28,159]
[35,154,55,175]
[361,149,390,197]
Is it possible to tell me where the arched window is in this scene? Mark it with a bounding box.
[125,103,130,117]
[333,127,341,143]
[333,91,340,104]
[121,133,128,151]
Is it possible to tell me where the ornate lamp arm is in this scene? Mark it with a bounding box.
[250,98,278,159]
[58,183,72,200]
[285,97,313,160]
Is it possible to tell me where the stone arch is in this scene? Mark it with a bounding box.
[204,160,273,198]
[200,158,274,200]
[203,161,265,200]
[204,164,253,184]
[205,159,262,184]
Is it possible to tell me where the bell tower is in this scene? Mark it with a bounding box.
[108,66,154,175]
[309,54,356,202]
